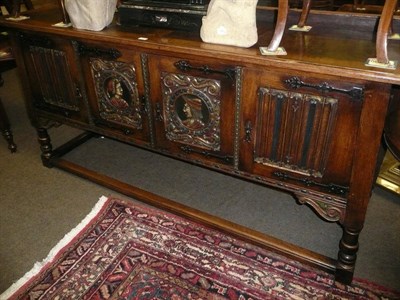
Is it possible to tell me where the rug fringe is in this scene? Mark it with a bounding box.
[0,196,110,300]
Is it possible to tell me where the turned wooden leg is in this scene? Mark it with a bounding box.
[335,227,360,284]
[0,98,16,153]
[1,128,17,152]
[37,127,53,166]
[334,82,391,285]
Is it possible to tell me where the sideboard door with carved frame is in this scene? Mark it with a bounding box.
[17,33,89,124]
[240,68,368,222]
[78,42,151,146]
[148,55,241,169]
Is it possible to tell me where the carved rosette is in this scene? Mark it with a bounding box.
[90,58,142,129]
[162,72,221,151]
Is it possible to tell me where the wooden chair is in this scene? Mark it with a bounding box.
[0,100,17,153]
[0,0,33,17]
[289,0,398,68]
[0,36,17,152]
[0,0,34,152]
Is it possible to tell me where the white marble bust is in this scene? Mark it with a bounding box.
[200,0,259,48]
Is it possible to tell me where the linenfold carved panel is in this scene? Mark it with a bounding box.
[29,46,79,111]
[90,58,142,129]
[162,72,221,151]
[255,87,338,177]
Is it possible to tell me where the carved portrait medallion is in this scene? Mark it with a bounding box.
[90,58,142,129]
[162,72,221,151]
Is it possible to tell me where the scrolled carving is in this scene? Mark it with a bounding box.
[296,195,345,223]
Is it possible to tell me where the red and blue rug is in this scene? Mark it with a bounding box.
[1,196,399,299]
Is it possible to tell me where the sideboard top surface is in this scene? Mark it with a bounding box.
[1,4,400,85]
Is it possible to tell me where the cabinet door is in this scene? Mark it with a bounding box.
[149,56,240,168]
[240,69,366,197]
[18,33,88,123]
[77,42,151,145]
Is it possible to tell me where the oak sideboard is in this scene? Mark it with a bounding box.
[1,3,399,284]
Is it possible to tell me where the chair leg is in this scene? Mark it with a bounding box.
[0,98,17,153]
[23,0,34,10]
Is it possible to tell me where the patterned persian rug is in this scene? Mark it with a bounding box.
[1,196,399,300]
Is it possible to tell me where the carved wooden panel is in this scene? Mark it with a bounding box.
[254,87,338,177]
[90,58,142,129]
[29,46,79,111]
[161,72,221,151]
